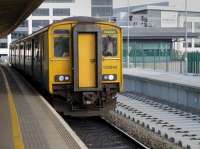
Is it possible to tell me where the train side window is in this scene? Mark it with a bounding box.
[54,36,69,57]
[102,36,117,57]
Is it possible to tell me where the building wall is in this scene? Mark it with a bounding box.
[0,0,113,57]
[113,1,168,27]
[169,0,200,12]
[148,10,161,28]
[115,5,200,52]
[175,13,200,52]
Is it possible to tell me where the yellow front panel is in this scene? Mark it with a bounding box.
[78,33,96,88]
[97,24,123,91]
[48,23,72,93]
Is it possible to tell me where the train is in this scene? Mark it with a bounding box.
[9,16,123,116]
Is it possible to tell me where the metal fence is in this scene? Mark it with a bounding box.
[123,49,200,74]
[187,52,200,74]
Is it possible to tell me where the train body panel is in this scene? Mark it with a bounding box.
[10,17,123,115]
[48,23,72,93]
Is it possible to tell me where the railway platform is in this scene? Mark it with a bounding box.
[124,68,200,113]
[0,65,87,149]
[116,93,200,149]
[124,68,200,88]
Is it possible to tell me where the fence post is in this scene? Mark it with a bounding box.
[142,49,144,69]
[198,51,199,74]
[134,49,136,68]
[153,50,156,70]
[166,49,169,72]
[187,52,190,73]
[180,59,182,73]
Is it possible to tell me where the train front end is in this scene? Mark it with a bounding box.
[48,17,123,115]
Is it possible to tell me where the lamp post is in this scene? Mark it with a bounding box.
[127,0,130,68]
[185,0,188,73]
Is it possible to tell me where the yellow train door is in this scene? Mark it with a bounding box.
[78,33,97,88]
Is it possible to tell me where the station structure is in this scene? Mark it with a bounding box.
[1,0,200,149]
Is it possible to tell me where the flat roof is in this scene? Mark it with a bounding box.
[131,5,200,13]
[123,27,200,39]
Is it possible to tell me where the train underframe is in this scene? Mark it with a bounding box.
[52,84,119,116]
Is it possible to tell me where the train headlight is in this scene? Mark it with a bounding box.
[59,76,64,81]
[65,76,69,81]
[103,74,117,81]
[55,75,70,82]
[103,75,108,80]
[108,75,114,81]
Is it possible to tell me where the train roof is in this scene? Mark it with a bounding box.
[60,16,104,23]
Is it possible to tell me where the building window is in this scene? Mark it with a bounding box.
[32,20,49,27]
[184,22,192,32]
[0,43,7,48]
[92,0,112,5]
[44,0,74,3]
[11,31,28,41]
[183,38,192,48]
[195,22,200,32]
[194,38,200,48]
[19,20,28,27]
[0,38,7,48]
[53,8,70,16]
[92,7,113,17]
[32,8,49,16]
[32,20,49,32]
[91,0,113,17]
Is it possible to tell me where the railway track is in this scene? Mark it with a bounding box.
[64,116,148,149]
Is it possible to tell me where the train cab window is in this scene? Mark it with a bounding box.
[54,37,69,57]
[102,36,117,57]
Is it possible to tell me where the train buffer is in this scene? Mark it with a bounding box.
[0,65,87,149]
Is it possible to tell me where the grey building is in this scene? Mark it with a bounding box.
[113,1,169,27]
[114,4,200,52]
[113,2,200,73]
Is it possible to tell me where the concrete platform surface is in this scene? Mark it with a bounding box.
[124,68,200,89]
[0,65,87,149]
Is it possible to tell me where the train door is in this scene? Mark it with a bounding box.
[73,24,102,91]
[78,33,96,88]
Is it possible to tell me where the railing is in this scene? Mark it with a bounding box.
[123,49,200,74]
[188,52,200,74]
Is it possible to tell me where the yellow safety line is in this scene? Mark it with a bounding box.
[0,67,25,149]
